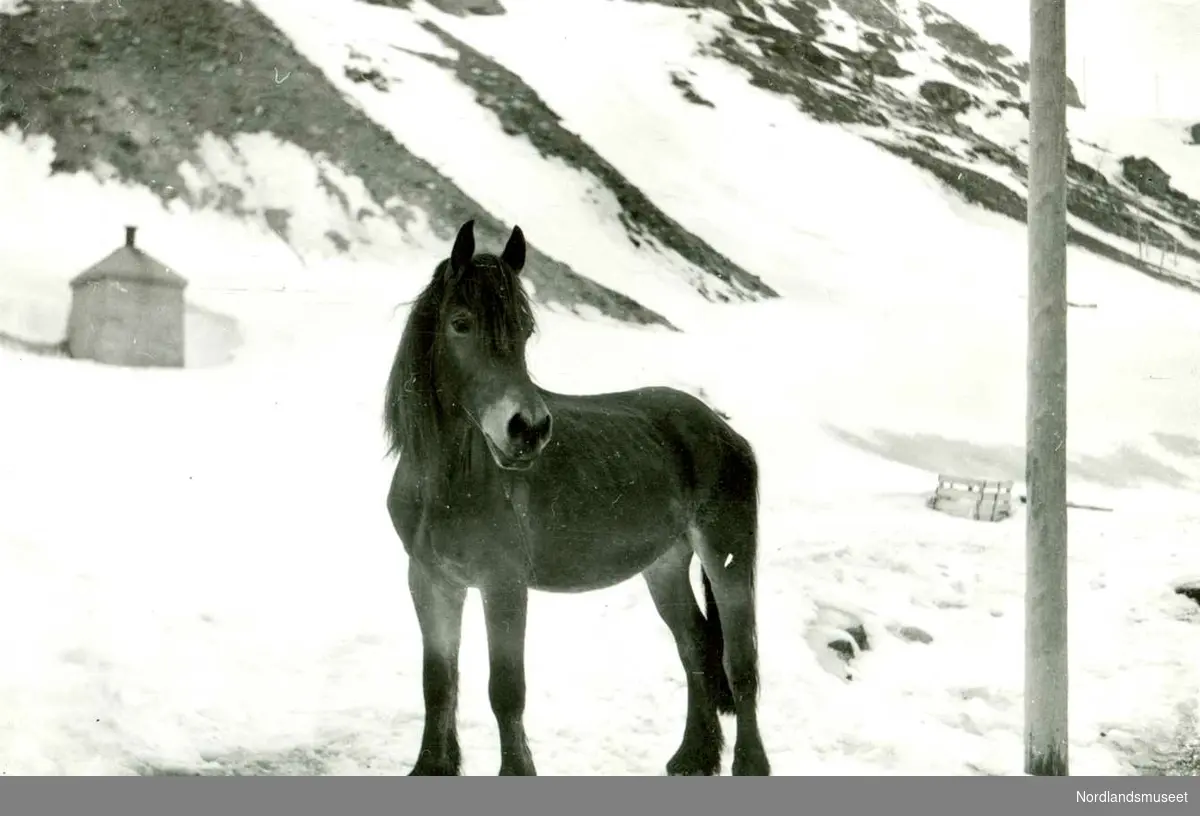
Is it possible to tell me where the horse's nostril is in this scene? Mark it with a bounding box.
[507,413,530,440]
[507,410,551,450]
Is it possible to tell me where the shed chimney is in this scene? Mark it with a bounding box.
[125,226,137,248]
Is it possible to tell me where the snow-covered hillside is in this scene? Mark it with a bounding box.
[932,0,1200,118]
[1,0,1199,776]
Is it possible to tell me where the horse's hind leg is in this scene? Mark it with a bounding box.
[407,559,467,776]
[643,542,725,776]
[690,510,771,776]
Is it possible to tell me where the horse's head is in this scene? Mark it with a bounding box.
[429,220,553,471]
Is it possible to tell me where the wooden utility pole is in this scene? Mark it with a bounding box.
[1025,0,1069,777]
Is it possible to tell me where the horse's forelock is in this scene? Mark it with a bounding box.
[451,253,535,353]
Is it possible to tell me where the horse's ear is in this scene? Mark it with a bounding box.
[501,225,526,274]
[450,220,476,271]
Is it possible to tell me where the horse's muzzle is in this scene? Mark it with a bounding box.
[480,389,553,470]
[484,435,543,471]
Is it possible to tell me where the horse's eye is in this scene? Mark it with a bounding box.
[450,316,472,335]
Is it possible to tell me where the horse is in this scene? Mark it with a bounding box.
[381,219,770,776]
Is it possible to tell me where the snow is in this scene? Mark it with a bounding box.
[178,132,418,265]
[251,0,743,323]
[1066,113,1200,203]
[1,0,1199,777]
[0,126,444,363]
[927,0,1200,118]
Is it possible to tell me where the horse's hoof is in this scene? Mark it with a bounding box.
[666,752,721,777]
[730,756,771,776]
[498,766,538,776]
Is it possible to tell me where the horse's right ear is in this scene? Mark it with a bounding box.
[450,220,476,271]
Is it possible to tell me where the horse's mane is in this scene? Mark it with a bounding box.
[382,252,536,497]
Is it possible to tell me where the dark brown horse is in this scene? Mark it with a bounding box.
[382,220,770,776]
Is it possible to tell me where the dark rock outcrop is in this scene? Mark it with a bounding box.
[1121,156,1173,199]
[919,80,978,116]
[427,0,507,15]
[362,0,505,12]
[1175,581,1200,607]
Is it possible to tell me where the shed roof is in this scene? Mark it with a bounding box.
[70,227,188,289]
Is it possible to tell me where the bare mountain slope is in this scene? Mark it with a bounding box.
[622,0,1200,291]
[3,0,1197,319]
[0,0,689,328]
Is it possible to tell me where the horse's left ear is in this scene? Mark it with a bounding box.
[501,225,526,274]
[450,219,476,272]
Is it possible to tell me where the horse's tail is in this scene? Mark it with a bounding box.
[701,568,737,715]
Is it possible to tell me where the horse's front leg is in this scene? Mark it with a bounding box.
[408,558,467,776]
[481,582,536,775]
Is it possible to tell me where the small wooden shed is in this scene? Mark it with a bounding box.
[67,226,188,368]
